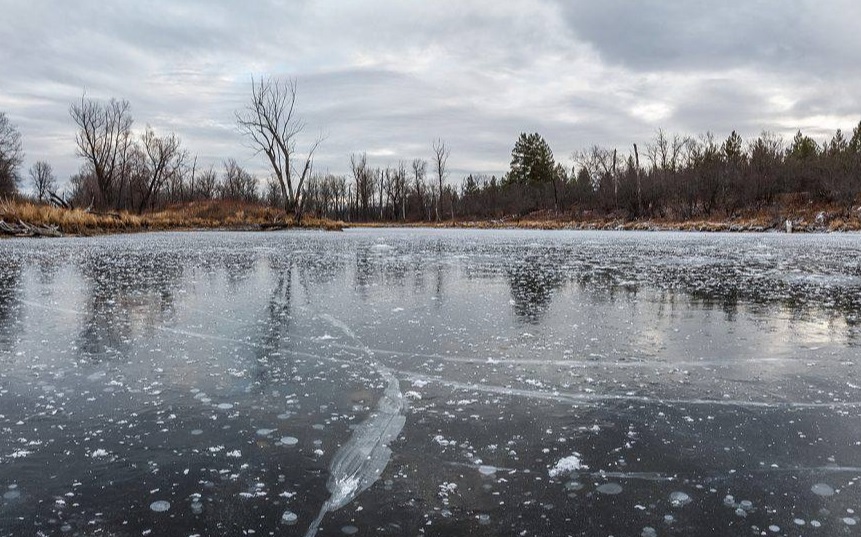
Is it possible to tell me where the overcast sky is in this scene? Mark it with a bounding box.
[2,0,860,186]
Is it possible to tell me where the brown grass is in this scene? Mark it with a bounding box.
[5,198,860,237]
[0,199,344,236]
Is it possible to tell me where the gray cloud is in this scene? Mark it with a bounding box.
[557,0,861,75]
[0,0,858,191]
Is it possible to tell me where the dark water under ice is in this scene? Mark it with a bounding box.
[1,229,860,536]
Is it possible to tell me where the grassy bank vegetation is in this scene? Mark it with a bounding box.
[4,195,860,238]
[0,199,343,237]
[360,196,861,233]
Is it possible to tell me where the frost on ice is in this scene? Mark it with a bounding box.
[548,453,587,478]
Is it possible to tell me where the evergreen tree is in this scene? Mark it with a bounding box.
[848,121,861,154]
[508,132,556,185]
[787,130,818,161]
[723,130,744,161]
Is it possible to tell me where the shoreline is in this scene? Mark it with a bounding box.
[3,199,860,238]
[4,220,857,238]
[349,218,857,233]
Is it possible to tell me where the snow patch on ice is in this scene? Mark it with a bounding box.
[549,454,587,478]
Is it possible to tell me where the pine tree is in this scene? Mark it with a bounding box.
[508,132,556,185]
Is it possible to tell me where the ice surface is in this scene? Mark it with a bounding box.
[2,230,861,536]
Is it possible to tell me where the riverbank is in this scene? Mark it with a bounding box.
[4,199,860,237]
[357,205,861,233]
[0,200,344,237]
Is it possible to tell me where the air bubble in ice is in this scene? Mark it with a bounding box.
[596,483,623,495]
[216,403,233,410]
[281,436,298,446]
[341,525,359,534]
[150,500,171,512]
[477,514,491,525]
[669,491,691,507]
[564,481,584,492]
[811,483,834,497]
[281,510,298,525]
[641,527,657,537]
[478,465,497,476]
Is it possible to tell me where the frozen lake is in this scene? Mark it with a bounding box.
[1,228,861,536]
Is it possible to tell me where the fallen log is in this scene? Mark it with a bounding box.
[0,219,63,237]
[47,190,72,210]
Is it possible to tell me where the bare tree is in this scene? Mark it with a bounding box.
[351,152,374,220]
[411,158,427,220]
[196,166,218,200]
[432,139,450,222]
[645,129,690,172]
[236,76,321,221]
[393,161,408,221]
[265,175,284,208]
[69,96,133,208]
[574,145,617,191]
[137,126,186,213]
[220,159,258,202]
[377,168,386,220]
[29,161,56,202]
[0,112,24,195]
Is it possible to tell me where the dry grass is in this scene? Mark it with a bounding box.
[5,198,861,237]
[0,199,344,236]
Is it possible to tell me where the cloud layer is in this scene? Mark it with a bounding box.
[1,0,859,186]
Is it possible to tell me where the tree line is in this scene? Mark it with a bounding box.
[487,126,861,221]
[1,76,860,222]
